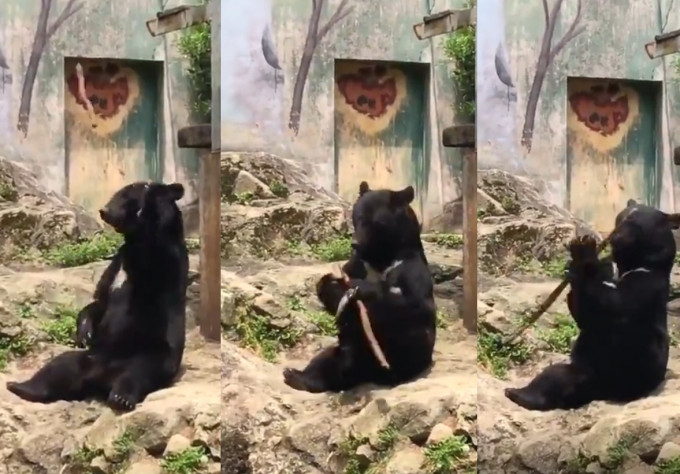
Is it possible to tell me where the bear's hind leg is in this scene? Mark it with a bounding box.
[6,350,92,403]
[107,353,176,411]
[504,362,597,411]
[283,345,365,393]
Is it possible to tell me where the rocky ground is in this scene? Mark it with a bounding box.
[219,152,478,474]
[0,156,221,473]
[476,170,680,474]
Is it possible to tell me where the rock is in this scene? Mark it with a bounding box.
[0,155,101,263]
[384,444,426,474]
[426,423,454,446]
[90,456,110,473]
[477,169,597,275]
[656,442,680,464]
[124,460,163,474]
[232,170,276,200]
[163,434,192,456]
[517,434,563,474]
[350,399,391,445]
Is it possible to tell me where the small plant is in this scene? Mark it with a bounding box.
[436,310,449,329]
[44,232,122,267]
[312,235,353,262]
[185,238,200,251]
[433,233,463,249]
[375,424,400,452]
[269,180,290,198]
[177,21,211,121]
[235,305,302,361]
[17,301,36,319]
[542,255,568,279]
[70,445,102,470]
[42,305,78,346]
[0,332,33,370]
[424,435,473,474]
[657,455,680,474]
[537,314,579,354]
[442,0,476,119]
[112,429,137,459]
[287,295,337,336]
[605,436,636,470]
[478,325,533,378]
[232,192,255,205]
[564,451,596,474]
[161,446,208,474]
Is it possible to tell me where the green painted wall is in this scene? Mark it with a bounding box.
[0,0,200,206]
[221,0,470,228]
[478,0,680,213]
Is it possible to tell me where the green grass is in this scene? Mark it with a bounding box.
[235,304,302,362]
[287,295,337,336]
[42,305,78,347]
[312,236,353,262]
[542,255,568,279]
[269,180,289,198]
[605,435,637,470]
[232,192,255,205]
[657,456,680,474]
[436,310,449,329]
[338,425,400,474]
[0,332,33,370]
[70,445,102,470]
[478,326,533,379]
[432,233,463,249]
[537,314,579,354]
[161,446,208,473]
[112,430,137,460]
[43,232,122,267]
[424,435,474,474]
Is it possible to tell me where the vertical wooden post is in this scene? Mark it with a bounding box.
[443,125,477,334]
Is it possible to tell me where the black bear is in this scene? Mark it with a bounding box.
[283,181,437,393]
[6,181,189,411]
[504,200,677,411]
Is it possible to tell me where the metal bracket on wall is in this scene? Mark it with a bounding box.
[644,28,680,58]
[146,4,208,36]
[413,7,476,40]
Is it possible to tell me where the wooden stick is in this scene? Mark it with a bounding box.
[340,272,391,369]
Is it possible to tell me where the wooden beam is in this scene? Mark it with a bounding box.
[645,28,680,58]
[441,124,477,334]
[178,124,211,148]
[176,126,220,342]
[146,4,208,37]
[197,150,222,342]
[442,124,475,148]
[413,7,476,40]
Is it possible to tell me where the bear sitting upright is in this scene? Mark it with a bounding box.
[504,200,677,411]
[283,181,437,393]
[6,181,189,411]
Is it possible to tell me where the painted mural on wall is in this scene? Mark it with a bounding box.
[64,60,141,137]
[221,0,353,143]
[0,42,11,139]
[566,78,648,232]
[289,0,353,135]
[334,60,429,217]
[18,0,83,137]
[522,0,584,152]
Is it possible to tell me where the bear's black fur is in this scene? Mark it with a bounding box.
[504,200,677,411]
[282,181,437,393]
[6,181,189,411]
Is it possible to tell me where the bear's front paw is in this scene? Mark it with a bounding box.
[568,234,598,262]
[74,316,93,349]
[316,273,348,297]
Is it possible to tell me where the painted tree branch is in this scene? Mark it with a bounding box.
[521,0,583,152]
[17,0,83,137]
[288,0,353,135]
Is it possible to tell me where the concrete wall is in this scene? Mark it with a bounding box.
[0,0,201,215]
[477,0,680,224]
[220,0,470,229]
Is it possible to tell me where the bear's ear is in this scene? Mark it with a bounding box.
[666,212,680,229]
[390,186,415,207]
[626,198,637,208]
[359,181,370,197]
[165,183,185,201]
